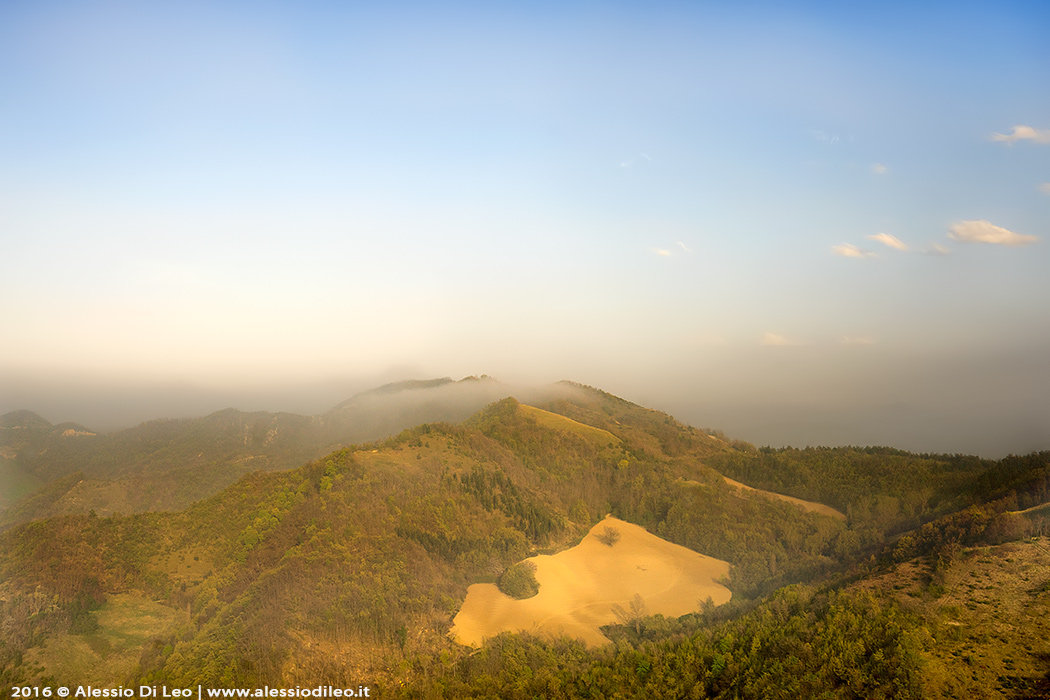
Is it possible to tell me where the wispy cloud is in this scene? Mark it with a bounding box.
[832,243,876,258]
[872,163,888,175]
[676,241,692,253]
[991,125,1050,145]
[948,220,1038,246]
[925,243,951,256]
[1040,183,1050,195]
[810,130,840,145]
[761,332,802,347]
[867,233,908,251]
[839,336,876,346]
[652,248,672,257]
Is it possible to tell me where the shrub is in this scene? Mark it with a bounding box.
[596,526,621,547]
[499,561,540,599]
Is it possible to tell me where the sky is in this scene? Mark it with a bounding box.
[2,1,1048,457]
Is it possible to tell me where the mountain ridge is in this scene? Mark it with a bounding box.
[0,378,616,525]
[0,381,1047,694]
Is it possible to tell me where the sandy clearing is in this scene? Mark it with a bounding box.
[450,517,731,647]
[722,476,846,521]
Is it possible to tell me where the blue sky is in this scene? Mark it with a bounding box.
[2,1,1048,455]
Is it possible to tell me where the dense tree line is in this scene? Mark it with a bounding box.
[433,586,925,699]
[706,447,1050,540]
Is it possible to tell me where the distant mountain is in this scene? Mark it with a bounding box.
[330,376,460,401]
[0,410,93,513]
[0,409,54,431]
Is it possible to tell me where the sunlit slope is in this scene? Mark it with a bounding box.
[532,381,731,461]
[452,516,730,647]
[853,537,1050,699]
[518,404,621,447]
[722,476,846,520]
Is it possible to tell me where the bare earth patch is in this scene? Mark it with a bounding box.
[451,517,731,647]
[722,476,846,521]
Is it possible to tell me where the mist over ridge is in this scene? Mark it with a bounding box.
[2,366,1047,459]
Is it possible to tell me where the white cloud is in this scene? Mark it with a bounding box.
[948,220,1038,246]
[831,243,876,258]
[1039,183,1050,195]
[839,336,876,345]
[925,243,951,256]
[652,248,672,257]
[991,125,1050,145]
[867,233,908,251]
[761,332,801,347]
[676,241,692,253]
[872,163,888,175]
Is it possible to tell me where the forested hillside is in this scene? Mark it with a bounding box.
[0,377,518,525]
[1,383,1047,697]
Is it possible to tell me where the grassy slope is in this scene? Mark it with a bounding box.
[25,594,184,686]
[854,537,1050,699]
[517,404,621,447]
